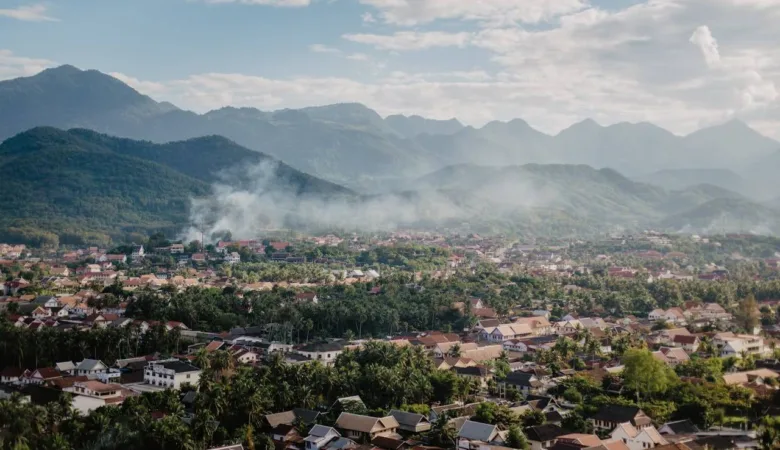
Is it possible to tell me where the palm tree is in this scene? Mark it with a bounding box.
[448,343,462,358]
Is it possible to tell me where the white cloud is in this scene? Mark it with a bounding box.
[109,72,168,96]
[343,31,471,50]
[690,26,721,67]
[358,0,587,26]
[203,0,310,6]
[346,53,370,61]
[309,44,342,54]
[0,4,58,22]
[361,12,376,23]
[0,49,54,80]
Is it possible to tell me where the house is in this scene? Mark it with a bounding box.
[263,408,321,431]
[170,243,185,254]
[31,306,50,319]
[722,368,780,386]
[76,359,109,377]
[304,425,341,450]
[0,367,24,384]
[296,341,345,363]
[143,361,201,389]
[33,296,60,309]
[480,324,534,343]
[461,345,505,363]
[64,380,127,414]
[651,348,689,367]
[26,367,62,385]
[714,333,766,358]
[224,252,241,264]
[389,410,432,434]
[590,406,652,432]
[552,434,603,449]
[429,403,482,423]
[335,413,400,443]
[500,371,543,395]
[457,421,506,450]
[526,424,567,450]
[657,420,699,436]
[104,254,127,264]
[610,423,668,450]
[131,245,145,259]
[670,335,699,353]
[453,366,493,389]
[434,342,479,359]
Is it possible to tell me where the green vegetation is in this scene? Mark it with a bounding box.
[0,127,350,246]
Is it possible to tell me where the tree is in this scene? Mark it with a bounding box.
[506,425,529,450]
[736,294,760,332]
[622,348,675,402]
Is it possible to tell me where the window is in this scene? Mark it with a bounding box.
[186,374,191,379]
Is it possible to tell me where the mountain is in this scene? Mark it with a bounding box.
[407,163,758,235]
[636,169,747,193]
[0,127,350,246]
[2,65,779,191]
[661,198,780,235]
[384,114,463,138]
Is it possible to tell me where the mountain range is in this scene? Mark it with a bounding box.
[1,65,779,192]
[0,127,348,246]
[2,64,780,243]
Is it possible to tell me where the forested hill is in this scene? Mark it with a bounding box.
[0,127,352,247]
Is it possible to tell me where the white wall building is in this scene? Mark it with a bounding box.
[144,360,201,389]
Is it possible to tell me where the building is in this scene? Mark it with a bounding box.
[457,421,506,450]
[296,341,345,363]
[526,424,567,450]
[224,252,241,264]
[389,410,432,434]
[610,423,668,450]
[334,413,399,443]
[76,359,108,377]
[64,380,127,414]
[479,324,534,342]
[714,333,766,358]
[304,425,341,450]
[143,361,201,389]
[590,406,652,432]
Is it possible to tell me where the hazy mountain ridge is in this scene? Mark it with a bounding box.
[0,127,350,245]
[1,65,778,191]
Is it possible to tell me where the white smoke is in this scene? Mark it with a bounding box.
[181,159,560,242]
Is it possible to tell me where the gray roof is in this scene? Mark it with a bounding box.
[389,409,429,427]
[55,361,76,371]
[156,361,200,373]
[326,437,358,450]
[457,420,498,441]
[307,425,340,439]
[76,359,106,371]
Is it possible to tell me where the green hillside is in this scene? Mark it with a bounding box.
[0,127,351,246]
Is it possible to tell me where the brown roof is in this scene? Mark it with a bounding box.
[336,413,399,433]
[79,380,122,393]
[559,434,602,447]
[33,367,61,380]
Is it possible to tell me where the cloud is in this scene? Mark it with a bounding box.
[109,72,169,96]
[690,26,721,67]
[309,44,342,54]
[0,49,54,80]
[0,4,58,22]
[203,0,311,6]
[346,53,370,61]
[358,0,587,26]
[343,31,471,50]
[361,12,376,23]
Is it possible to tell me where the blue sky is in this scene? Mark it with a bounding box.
[1,0,779,138]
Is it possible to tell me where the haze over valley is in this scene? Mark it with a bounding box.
[0,65,779,245]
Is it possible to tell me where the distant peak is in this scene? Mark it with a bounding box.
[574,118,601,128]
[39,64,83,76]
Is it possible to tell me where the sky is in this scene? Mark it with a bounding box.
[1,0,779,138]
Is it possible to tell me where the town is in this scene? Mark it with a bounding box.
[2,231,780,450]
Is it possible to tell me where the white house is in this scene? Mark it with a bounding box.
[224,252,241,264]
[457,421,506,450]
[76,359,108,377]
[296,342,345,364]
[714,333,766,358]
[64,380,126,414]
[304,425,341,450]
[480,324,533,343]
[131,246,145,259]
[144,360,201,389]
[610,423,668,450]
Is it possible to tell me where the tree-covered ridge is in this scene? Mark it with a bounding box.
[0,127,352,246]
